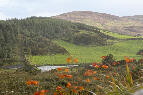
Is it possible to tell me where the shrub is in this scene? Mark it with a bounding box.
[102,54,115,65]
[136,49,143,55]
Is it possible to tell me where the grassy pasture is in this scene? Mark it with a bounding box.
[100,30,143,39]
[29,40,143,65]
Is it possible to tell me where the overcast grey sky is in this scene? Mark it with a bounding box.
[0,0,143,19]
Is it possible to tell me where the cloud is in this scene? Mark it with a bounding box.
[0,0,143,19]
[0,0,10,6]
[29,12,60,17]
[0,12,10,20]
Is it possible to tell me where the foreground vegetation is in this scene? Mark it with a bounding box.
[29,40,143,65]
[0,55,143,95]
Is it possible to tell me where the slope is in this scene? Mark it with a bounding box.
[0,17,114,64]
[29,40,143,65]
[53,11,143,36]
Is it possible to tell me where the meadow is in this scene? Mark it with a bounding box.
[100,30,143,39]
[29,40,143,65]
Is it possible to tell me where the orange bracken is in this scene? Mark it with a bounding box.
[56,86,63,91]
[58,75,65,79]
[84,70,93,76]
[57,68,62,71]
[66,82,72,88]
[73,58,79,63]
[124,56,134,63]
[79,86,84,91]
[106,75,110,79]
[72,89,78,93]
[93,71,96,74]
[93,77,100,80]
[34,90,49,95]
[65,75,73,79]
[85,79,91,83]
[95,65,100,68]
[53,92,57,95]
[73,86,78,89]
[101,56,107,60]
[64,68,69,72]
[67,57,72,63]
[102,65,108,69]
[26,80,39,86]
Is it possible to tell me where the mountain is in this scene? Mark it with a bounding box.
[0,17,114,64]
[122,15,143,22]
[53,11,143,36]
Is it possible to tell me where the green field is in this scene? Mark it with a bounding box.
[100,30,143,39]
[29,40,143,65]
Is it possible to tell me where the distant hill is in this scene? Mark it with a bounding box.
[122,15,143,22]
[0,17,114,64]
[53,11,143,36]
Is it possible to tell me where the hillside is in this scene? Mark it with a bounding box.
[53,11,143,36]
[122,15,143,22]
[0,17,114,64]
[30,40,143,65]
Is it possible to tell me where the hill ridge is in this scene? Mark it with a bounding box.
[53,11,143,36]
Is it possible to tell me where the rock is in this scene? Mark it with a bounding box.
[134,89,143,95]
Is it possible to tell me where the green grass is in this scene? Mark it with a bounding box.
[100,30,143,39]
[29,40,143,65]
[29,54,68,65]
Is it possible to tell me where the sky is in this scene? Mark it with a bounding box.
[0,0,143,20]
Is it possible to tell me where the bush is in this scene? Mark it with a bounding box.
[73,32,107,45]
[136,49,143,55]
[102,54,115,65]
